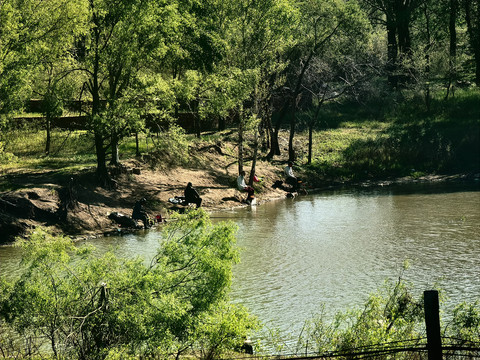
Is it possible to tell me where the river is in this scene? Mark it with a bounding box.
[1,181,479,349]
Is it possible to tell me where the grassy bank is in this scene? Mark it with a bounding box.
[300,88,480,186]
[1,89,479,192]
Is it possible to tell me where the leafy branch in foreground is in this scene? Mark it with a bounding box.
[0,210,258,359]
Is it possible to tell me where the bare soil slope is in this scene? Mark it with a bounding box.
[0,140,291,243]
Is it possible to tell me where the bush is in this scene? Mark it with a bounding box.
[148,123,191,168]
[297,265,480,358]
[0,210,258,359]
[297,271,424,356]
[0,148,17,164]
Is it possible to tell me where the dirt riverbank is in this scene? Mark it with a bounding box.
[0,141,299,244]
[1,137,477,245]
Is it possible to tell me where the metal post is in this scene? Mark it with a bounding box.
[424,290,442,360]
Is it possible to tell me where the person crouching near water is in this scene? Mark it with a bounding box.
[237,170,255,204]
[132,197,150,229]
[284,161,300,192]
[184,182,202,208]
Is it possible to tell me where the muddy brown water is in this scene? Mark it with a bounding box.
[1,181,479,349]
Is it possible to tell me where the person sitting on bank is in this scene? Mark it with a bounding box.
[184,182,202,208]
[284,161,300,191]
[132,197,150,229]
[237,170,255,203]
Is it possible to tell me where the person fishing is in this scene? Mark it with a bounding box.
[284,161,300,191]
[184,182,202,208]
[132,197,150,229]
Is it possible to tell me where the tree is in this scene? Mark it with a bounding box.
[167,0,229,138]
[446,0,459,97]
[224,0,298,178]
[33,58,85,155]
[274,0,370,162]
[360,0,423,87]
[464,0,480,85]
[77,0,179,186]
[0,210,258,359]
[0,0,87,155]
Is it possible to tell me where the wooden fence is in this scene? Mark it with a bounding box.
[227,290,480,360]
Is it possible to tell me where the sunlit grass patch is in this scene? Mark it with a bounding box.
[6,129,94,157]
[2,129,97,173]
[310,126,382,165]
[303,88,479,181]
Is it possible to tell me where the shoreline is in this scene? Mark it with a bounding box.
[1,163,478,247]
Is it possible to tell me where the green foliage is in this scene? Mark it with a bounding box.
[297,274,424,356]
[0,211,258,359]
[195,302,258,360]
[0,148,17,165]
[297,259,480,357]
[450,301,480,343]
[0,0,88,116]
[148,124,191,167]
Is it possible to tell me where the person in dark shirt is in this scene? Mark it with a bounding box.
[132,197,150,228]
[184,182,202,208]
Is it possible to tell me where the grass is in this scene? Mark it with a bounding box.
[299,88,480,183]
[1,130,97,175]
[1,88,478,188]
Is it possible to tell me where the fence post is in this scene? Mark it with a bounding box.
[424,290,442,360]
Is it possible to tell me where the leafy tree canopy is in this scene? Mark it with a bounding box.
[0,210,258,359]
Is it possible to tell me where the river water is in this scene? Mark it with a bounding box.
[1,181,479,348]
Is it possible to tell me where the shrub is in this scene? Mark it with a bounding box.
[0,210,258,359]
[148,123,190,168]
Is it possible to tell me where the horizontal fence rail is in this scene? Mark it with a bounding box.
[226,291,480,360]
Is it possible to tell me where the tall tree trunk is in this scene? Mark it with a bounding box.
[249,127,259,186]
[307,123,313,165]
[194,98,201,138]
[237,106,244,175]
[395,0,414,85]
[135,132,141,157]
[249,89,260,186]
[288,107,296,162]
[386,11,398,87]
[218,116,225,131]
[267,105,286,160]
[95,132,109,187]
[45,117,51,155]
[108,67,121,166]
[111,131,120,165]
[465,0,480,86]
[423,2,432,112]
[91,24,111,187]
[195,115,201,138]
[267,126,281,160]
[287,47,318,161]
[396,0,412,57]
[446,0,458,98]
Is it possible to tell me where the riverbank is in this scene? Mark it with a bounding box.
[1,118,479,245]
[1,146,477,246]
[0,136,299,244]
